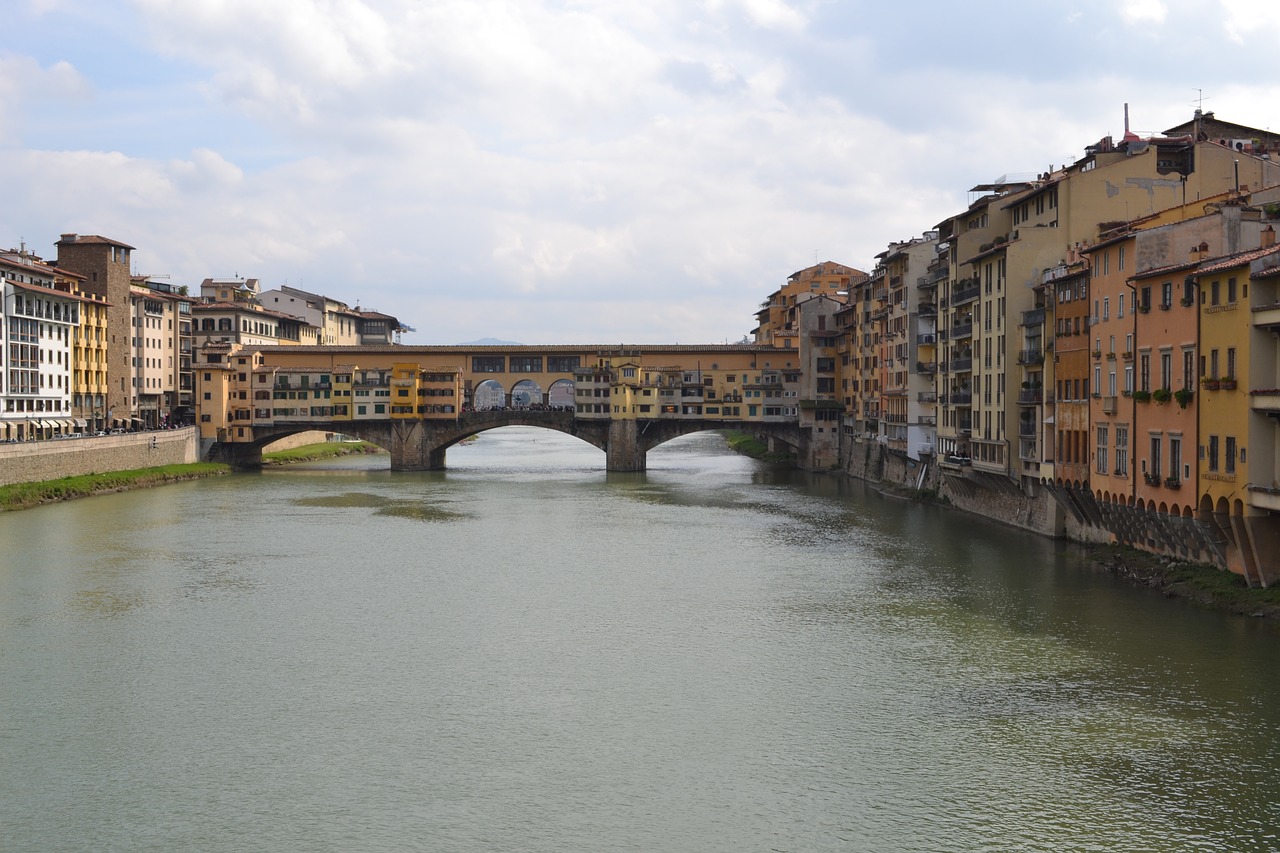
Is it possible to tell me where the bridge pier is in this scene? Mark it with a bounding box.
[606,420,646,472]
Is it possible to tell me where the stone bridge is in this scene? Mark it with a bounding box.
[209,410,808,472]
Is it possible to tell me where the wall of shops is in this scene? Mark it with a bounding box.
[0,428,199,487]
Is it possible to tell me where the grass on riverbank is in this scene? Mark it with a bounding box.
[261,441,384,465]
[1093,545,1280,619]
[720,430,796,463]
[0,463,231,512]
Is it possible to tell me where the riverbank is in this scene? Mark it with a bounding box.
[720,430,796,464]
[1088,545,1280,621]
[0,463,231,511]
[261,441,385,465]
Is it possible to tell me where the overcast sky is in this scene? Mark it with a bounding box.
[4,1,1279,344]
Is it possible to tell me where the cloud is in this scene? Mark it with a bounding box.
[1120,0,1167,24]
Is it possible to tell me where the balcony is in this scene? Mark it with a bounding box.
[950,391,972,405]
[1017,349,1044,365]
[1254,303,1280,329]
[1102,395,1118,414]
[951,284,980,306]
[917,333,937,345]
[1018,422,1037,437]
[1017,389,1042,405]
[1250,392,1280,412]
[950,321,974,339]
[950,356,973,372]
[1020,307,1046,327]
[1249,486,1280,512]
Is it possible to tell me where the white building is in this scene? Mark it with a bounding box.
[1,249,82,440]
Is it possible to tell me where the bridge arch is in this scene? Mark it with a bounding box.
[509,379,542,408]
[548,378,574,408]
[473,379,506,409]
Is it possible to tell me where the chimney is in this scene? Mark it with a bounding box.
[1263,225,1276,249]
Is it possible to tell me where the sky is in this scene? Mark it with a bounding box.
[3,1,1280,345]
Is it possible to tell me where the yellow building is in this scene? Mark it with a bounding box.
[71,281,110,433]
[1194,242,1280,583]
[753,262,864,348]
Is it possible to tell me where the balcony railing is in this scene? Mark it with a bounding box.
[950,322,973,339]
[951,356,973,372]
[951,284,980,305]
[1017,349,1044,365]
[950,391,972,405]
[1020,307,1046,327]
[1017,389,1042,405]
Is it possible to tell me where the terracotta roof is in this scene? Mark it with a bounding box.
[6,279,88,302]
[1195,243,1280,276]
[55,234,136,250]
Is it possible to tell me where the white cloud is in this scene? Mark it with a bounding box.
[1219,0,1280,43]
[1120,0,1167,24]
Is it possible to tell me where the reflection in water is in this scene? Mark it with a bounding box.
[0,427,1278,852]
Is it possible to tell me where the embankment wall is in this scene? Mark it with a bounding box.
[0,428,199,487]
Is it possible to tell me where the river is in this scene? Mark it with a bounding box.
[2,427,1278,852]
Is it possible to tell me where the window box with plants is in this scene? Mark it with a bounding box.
[1144,472,1161,486]
[1202,378,1221,391]
[1174,388,1194,408]
[1164,478,1181,490]
[1220,377,1237,391]
[1152,388,1172,404]
[1092,350,1102,359]
[1132,389,1152,403]
[1181,297,1195,307]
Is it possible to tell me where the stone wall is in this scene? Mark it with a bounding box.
[0,428,199,487]
[839,436,1236,571]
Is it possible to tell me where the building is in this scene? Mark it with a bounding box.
[55,234,136,428]
[1,248,85,440]
[753,262,864,348]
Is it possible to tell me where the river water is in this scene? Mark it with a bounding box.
[2,428,1278,852]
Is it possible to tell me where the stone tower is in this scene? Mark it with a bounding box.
[55,234,136,428]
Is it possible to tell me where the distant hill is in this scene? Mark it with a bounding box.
[458,337,524,346]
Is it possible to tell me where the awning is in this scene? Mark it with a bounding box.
[73,418,87,428]
[1043,415,1055,424]
[33,420,48,430]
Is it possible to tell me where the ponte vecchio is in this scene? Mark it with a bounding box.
[196,342,838,472]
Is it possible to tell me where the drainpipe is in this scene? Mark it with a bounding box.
[1125,277,1139,497]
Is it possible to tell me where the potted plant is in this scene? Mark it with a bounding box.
[1202,377,1221,391]
[1152,388,1172,403]
[1174,388,1194,408]
[1221,377,1237,391]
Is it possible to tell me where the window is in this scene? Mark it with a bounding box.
[1140,354,1150,392]
[547,356,580,373]
[1162,281,1173,308]
[1208,435,1219,472]
[1227,347,1236,380]
[1226,437,1237,474]
[1183,349,1195,391]
[1228,277,1237,303]
[510,356,542,373]
[1115,425,1128,475]
[472,356,505,373]
[1160,351,1172,391]
[1096,425,1109,474]
[1169,437,1182,482]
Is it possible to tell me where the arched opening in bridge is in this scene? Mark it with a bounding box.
[474,379,506,410]
[548,379,574,409]
[510,380,543,409]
